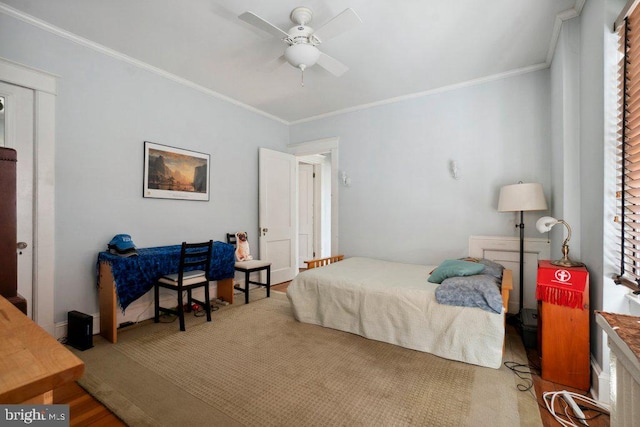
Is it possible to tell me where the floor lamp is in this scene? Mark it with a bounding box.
[498,182,548,317]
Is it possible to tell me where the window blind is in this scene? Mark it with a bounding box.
[617,7,640,292]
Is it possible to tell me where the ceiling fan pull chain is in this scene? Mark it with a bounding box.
[299,65,306,87]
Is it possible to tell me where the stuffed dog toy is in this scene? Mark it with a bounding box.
[235,231,253,261]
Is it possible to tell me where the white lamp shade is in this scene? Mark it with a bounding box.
[498,183,548,212]
[285,44,320,69]
[536,216,559,233]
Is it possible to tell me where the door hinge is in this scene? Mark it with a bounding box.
[313,172,316,178]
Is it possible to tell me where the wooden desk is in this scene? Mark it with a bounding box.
[98,263,235,344]
[0,295,84,404]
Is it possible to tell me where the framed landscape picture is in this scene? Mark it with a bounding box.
[143,141,210,201]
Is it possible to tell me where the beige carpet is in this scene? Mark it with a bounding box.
[74,291,542,426]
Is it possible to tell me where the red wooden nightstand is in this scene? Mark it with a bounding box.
[537,260,590,391]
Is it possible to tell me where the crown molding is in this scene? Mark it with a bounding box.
[0,2,289,125]
[295,2,586,125]
[546,1,585,65]
[290,63,549,125]
[1,1,586,126]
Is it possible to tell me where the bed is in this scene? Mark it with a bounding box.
[286,256,512,369]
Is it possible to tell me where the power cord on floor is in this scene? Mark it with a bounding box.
[504,349,551,413]
[542,391,610,427]
[506,342,611,426]
[503,361,536,392]
[142,295,228,323]
[157,303,219,322]
[193,303,219,317]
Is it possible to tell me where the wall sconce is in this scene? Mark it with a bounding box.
[536,216,585,267]
[341,171,351,187]
[449,160,460,180]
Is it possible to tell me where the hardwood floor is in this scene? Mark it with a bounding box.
[53,381,125,426]
[526,347,609,426]
[56,278,609,426]
[270,280,291,293]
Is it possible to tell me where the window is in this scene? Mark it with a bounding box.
[616,3,640,293]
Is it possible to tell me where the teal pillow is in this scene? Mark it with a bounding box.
[428,259,485,284]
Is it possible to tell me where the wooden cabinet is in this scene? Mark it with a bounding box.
[537,260,590,391]
[0,295,84,403]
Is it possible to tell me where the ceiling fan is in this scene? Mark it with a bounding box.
[239,7,362,84]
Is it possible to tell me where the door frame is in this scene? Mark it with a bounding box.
[288,137,339,255]
[0,80,35,316]
[297,161,315,267]
[296,157,327,261]
[0,56,57,334]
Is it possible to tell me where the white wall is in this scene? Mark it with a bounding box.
[290,70,552,264]
[550,17,582,262]
[0,12,289,323]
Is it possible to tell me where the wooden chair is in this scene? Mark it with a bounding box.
[154,241,213,331]
[226,233,271,304]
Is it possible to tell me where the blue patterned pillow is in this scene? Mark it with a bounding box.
[435,274,503,313]
[478,259,504,280]
[458,257,504,281]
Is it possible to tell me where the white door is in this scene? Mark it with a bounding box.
[259,148,297,284]
[0,81,35,318]
[298,163,314,267]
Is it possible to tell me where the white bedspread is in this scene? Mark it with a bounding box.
[286,257,505,369]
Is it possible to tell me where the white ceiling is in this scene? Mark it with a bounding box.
[1,0,580,123]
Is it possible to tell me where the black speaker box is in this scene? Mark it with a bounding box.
[67,310,93,351]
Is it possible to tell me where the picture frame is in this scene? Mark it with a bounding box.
[143,141,210,201]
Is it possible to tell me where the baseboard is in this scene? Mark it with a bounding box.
[590,354,609,404]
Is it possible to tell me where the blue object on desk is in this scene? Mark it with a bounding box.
[97,242,235,311]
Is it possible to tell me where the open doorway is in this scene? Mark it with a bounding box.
[297,154,332,268]
[288,137,340,266]
[0,58,57,334]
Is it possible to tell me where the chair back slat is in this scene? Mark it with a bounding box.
[177,240,213,282]
[155,240,214,331]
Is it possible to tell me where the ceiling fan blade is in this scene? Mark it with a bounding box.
[312,8,362,43]
[239,11,289,39]
[259,55,288,72]
[316,52,349,77]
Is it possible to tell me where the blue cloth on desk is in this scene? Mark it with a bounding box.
[97,242,235,311]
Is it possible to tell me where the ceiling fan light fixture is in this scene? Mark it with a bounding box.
[285,43,320,70]
[239,7,361,79]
